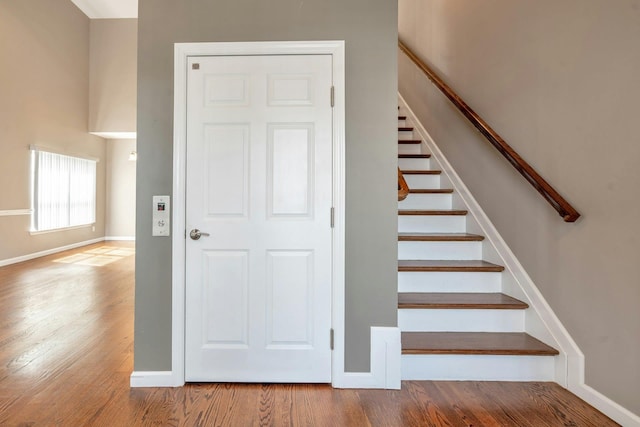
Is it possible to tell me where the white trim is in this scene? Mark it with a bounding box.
[399,93,640,426]
[104,236,136,241]
[332,327,401,389]
[0,209,32,217]
[170,41,346,388]
[130,371,179,388]
[0,238,105,267]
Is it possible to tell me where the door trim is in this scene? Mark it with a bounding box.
[171,41,345,387]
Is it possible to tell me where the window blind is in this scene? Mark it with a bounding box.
[32,149,96,232]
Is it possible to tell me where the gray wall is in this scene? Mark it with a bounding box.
[135,0,398,372]
[0,0,106,262]
[399,0,640,415]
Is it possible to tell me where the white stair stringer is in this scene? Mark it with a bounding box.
[397,96,569,384]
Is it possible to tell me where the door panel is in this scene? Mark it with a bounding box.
[185,54,333,383]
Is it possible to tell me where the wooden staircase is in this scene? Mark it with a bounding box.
[397,113,559,381]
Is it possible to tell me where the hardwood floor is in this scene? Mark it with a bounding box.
[0,242,619,426]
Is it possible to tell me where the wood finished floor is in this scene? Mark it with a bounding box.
[0,242,618,426]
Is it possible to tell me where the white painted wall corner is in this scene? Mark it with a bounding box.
[333,326,401,389]
[130,371,182,388]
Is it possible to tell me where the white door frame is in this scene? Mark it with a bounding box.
[170,41,345,387]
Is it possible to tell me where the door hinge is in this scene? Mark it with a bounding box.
[330,207,335,228]
[330,86,335,107]
[192,63,200,70]
[330,328,334,350]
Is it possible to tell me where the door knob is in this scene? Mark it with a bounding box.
[189,229,210,240]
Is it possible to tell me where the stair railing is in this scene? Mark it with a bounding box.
[398,168,409,201]
[399,40,580,222]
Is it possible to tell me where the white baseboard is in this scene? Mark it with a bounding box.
[0,237,105,267]
[104,236,136,241]
[130,371,182,388]
[572,383,640,426]
[132,327,400,389]
[333,326,401,389]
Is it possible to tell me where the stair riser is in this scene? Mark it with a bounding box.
[404,174,441,188]
[401,354,555,381]
[398,194,452,210]
[398,119,407,127]
[398,215,466,233]
[398,271,502,293]
[398,241,482,260]
[399,309,524,332]
[398,130,414,139]
[398,158,431,169]
[398,144,423,155]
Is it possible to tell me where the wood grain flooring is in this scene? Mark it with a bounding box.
[0,242,619,426]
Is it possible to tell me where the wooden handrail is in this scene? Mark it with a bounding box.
[399,40,580,222]
[398,168,409,201]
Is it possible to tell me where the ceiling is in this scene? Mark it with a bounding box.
[70,0,138,19]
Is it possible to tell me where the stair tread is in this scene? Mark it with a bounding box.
[399,127,414,131]
[398,139,422,144]
[398,209,468,216]
[402,332,559,355]
[398,260,505,272]
[408,188,453,194]
[398,292,528,309]
[398,115,407,120]
[401,170,442,175]
[399,154,431,158]
[398,233,484,241]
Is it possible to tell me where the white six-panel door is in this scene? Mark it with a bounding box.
[184,54,333,382]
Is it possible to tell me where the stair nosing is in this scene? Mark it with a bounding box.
[401,332,559,356]
[398,233,484,242]
[400,170,442,175]
[398,209,468,216]
[397,292,528,310]
[398,154,431,159]
[408,188,453,194]
[397,260,505,272]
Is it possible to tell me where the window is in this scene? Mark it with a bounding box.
[31,148,97,232]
